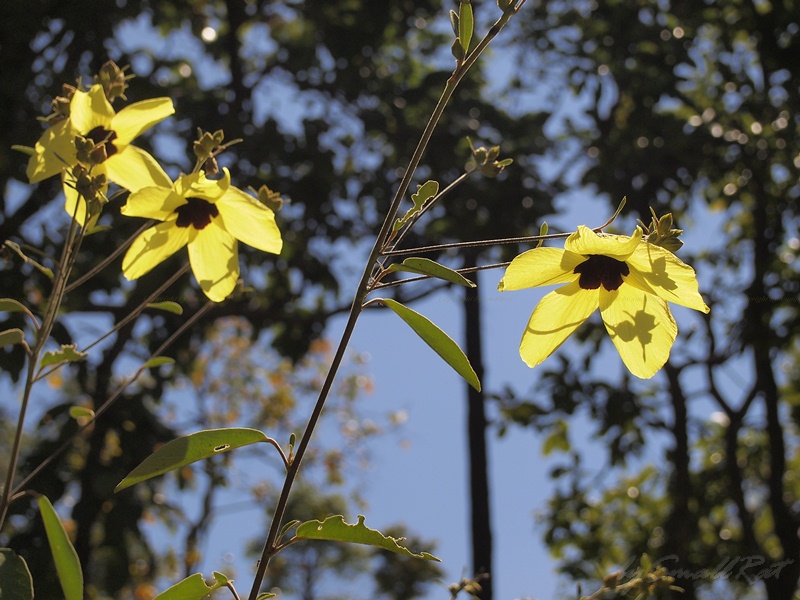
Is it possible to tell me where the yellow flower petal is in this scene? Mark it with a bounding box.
[27,119,77,183]
[216,187,283,255]
[121,185,181,220]
[519,281,598,368]
[105,145,171,192]
[188,222,239,302]
[70,85,114,133]
[498,247,582,291]
[624,243,710,313]
[122,220,190,280]
[565,225,642,259]
[599,285,677,379]
[174,169,230,201]
[111,97,175,145]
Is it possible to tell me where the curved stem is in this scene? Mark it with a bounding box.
[246,5,526,598]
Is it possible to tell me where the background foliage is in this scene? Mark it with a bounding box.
[1,1,799,599]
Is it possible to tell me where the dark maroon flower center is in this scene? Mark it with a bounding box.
[175,197,219,229]
[574,255,629,291]
[85,126,118,159]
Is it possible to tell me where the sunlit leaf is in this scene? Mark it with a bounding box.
[0,328,26,349]
[459,0,474,53]
[69,406,95,420]
[143,356,176,369]
[381,298,480,391]
[0,548,34,600]
[37,496,83,600]
[153,571,231,600]
[40,345,87,369]
[295,515,440,561]
[116,428,273,492]
[146,301,184,315]
[394,180,439,231]
[386,257,476,288]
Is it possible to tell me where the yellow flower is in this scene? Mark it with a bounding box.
[27,84,174,224]
[498,225,709,379]
[121,168,283,302]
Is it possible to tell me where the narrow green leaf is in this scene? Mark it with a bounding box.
[147,301,184,315]
[116,428,272,492]
[380,298,480,391]
[386,257,476,288]
[153,571,231,600]
[459,0,474,53]
[296,515,440,561]
[0,548,34,600]
[37,496,83,600]
[40,344,87,368]
[69,406,95,420]
[0,328,26,349]
[11,144,35,156]
[143,356,176,369]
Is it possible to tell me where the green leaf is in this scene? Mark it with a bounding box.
[386,258,476,288]
[0,298,31,314]
[380,298,480,391]
[459,0,474,53]
[153,571,231,600]
[116,428,273,492]
[394,180,439,232]
[296,515,440,561]
[40,345,87,368]
[11,144,35,156]
[143,356,176,369]
[542,421,570,455]
[69,406,95,420]
[37,496,83,600]
[0,328,26,349]
[147,301,184,315]
[0,548,34,600]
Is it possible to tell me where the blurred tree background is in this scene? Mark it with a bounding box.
[1,0,798,599]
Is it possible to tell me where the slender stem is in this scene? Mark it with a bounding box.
[65,220,154,293]
[0,215,82,529]
[34,264,191,383]
[247,5,525,598]
[12,300,215,496]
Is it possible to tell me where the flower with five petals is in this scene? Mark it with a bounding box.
[121,168,283,302]
[26,83,173,225]
[498,225,709,379]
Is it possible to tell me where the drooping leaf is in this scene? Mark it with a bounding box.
[116,428,273,492]
[143,356,176,369]
[146,301,184,315]
[40,345,87,368]
[153,571,231,600]
[0,328,26,349]
[295,515,440,561]
[37,496,83,600]
[381,298,481,391]
[0,548,34,600]
[386,257,476,288]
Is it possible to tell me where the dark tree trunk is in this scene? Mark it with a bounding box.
[464,254,492,599]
